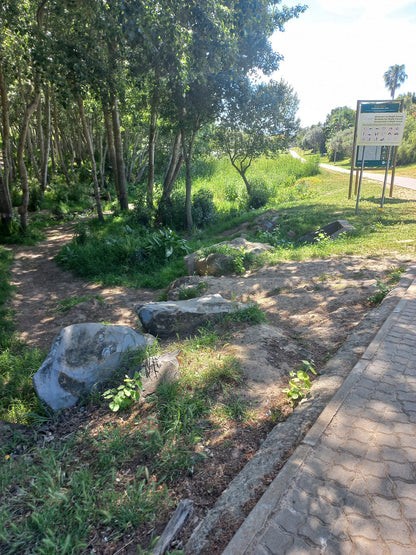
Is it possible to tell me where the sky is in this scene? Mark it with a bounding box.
[271,0,416,127]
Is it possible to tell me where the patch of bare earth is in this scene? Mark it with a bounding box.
[5,222,410,553]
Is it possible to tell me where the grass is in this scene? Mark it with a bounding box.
[0,326,251,552]
[2,152,416,551]
[300,148,416,178]
[55,294,104,312]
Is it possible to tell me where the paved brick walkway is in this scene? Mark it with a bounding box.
[224,277,416,554]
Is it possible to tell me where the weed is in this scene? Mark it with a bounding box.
[223,303,267,325]
[220,393,251,421]
[386,267,405,284]
[102,371,143,412]
[368,281,392,306]
[56,294,104,312]
[178,282,207,300]
[202,356,244,391]
[283,360,317,406]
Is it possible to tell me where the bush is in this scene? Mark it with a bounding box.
[157,190,187,230]
[247,179,271,209]
[192,189,217,227]
[224,183,241,202]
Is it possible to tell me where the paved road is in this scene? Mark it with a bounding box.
[224,270,416,554]
[290,150,416,192]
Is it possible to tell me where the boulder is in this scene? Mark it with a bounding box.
[184,237,272,276]
[33,323,153,410]
[136,294,247,338]
[252,209,280,233]
[300,220,356,243]
[140,351,180,396]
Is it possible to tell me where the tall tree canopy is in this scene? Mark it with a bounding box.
[384,64,408,99]
[0,0,307,232]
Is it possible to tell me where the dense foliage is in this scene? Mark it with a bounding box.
[0,0,307,233]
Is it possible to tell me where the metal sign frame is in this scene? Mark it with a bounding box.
[349,99,405,214]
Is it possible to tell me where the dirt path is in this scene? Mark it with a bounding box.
[8,223,158,351]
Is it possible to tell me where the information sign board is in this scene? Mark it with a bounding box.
[357,111,406,146]
[355,145,390,168]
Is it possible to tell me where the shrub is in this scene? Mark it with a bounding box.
[192,189,217,228]
[157,190,186,230]
[224,183,241,202]
[247,179,271,209]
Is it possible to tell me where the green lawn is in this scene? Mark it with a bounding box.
[300,149,416,179]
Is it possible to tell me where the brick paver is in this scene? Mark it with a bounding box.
[224,280,416,554]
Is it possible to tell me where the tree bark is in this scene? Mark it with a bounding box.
[103,103,120,202]
[17,93,41,228]
[27,127,42,183]
[181,128,197,231]
[0,58,13,229]
[52,92,71,185]
[162,132,183,202]
[147,89,159,208]
[111,97,128,210]
[77,96,104,221]
[40,85,51,197]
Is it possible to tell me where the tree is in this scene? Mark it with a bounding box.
[302,126,325,154]
[326,128,354,163]
[214,78,299,194]
[397,93,416,165]
[384,64,408,99]
[323,106,355,142]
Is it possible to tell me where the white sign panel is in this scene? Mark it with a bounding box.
[357,112,406,146]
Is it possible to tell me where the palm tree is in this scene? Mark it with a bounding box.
[384,64,408,99]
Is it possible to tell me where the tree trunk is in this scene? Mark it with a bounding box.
[0,58,13,229]
[99,133,110,201]
[162,132,183,201]
[77,96,104,221]
[181,128,197,231]
[27,127,42,183]
[147,90,159,208]
[128,131,144,184]
[40,85,51,197]
[134,152,148,185]
[103,104,120,202]
[229,154,252,196]
[111,98,128,210]
[52,93,71,185]
[17,93,40,229]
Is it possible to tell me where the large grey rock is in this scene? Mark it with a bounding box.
[184,237,272,276]
[137,294,247,338]
[300,220,356,243]
[33,323,153,410]
[140,352,180,397]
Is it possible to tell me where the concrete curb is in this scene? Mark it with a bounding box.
[223,266,416,554]
[184,264,416,554]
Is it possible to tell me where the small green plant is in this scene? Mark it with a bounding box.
[386,267,405,284]
[56,295,104,312]
[313,231,330,245]
[102,371,143,412]
[368,280,392,306]
[283,360,317,406]
[224,303,267,324]
[178,282,207,300]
